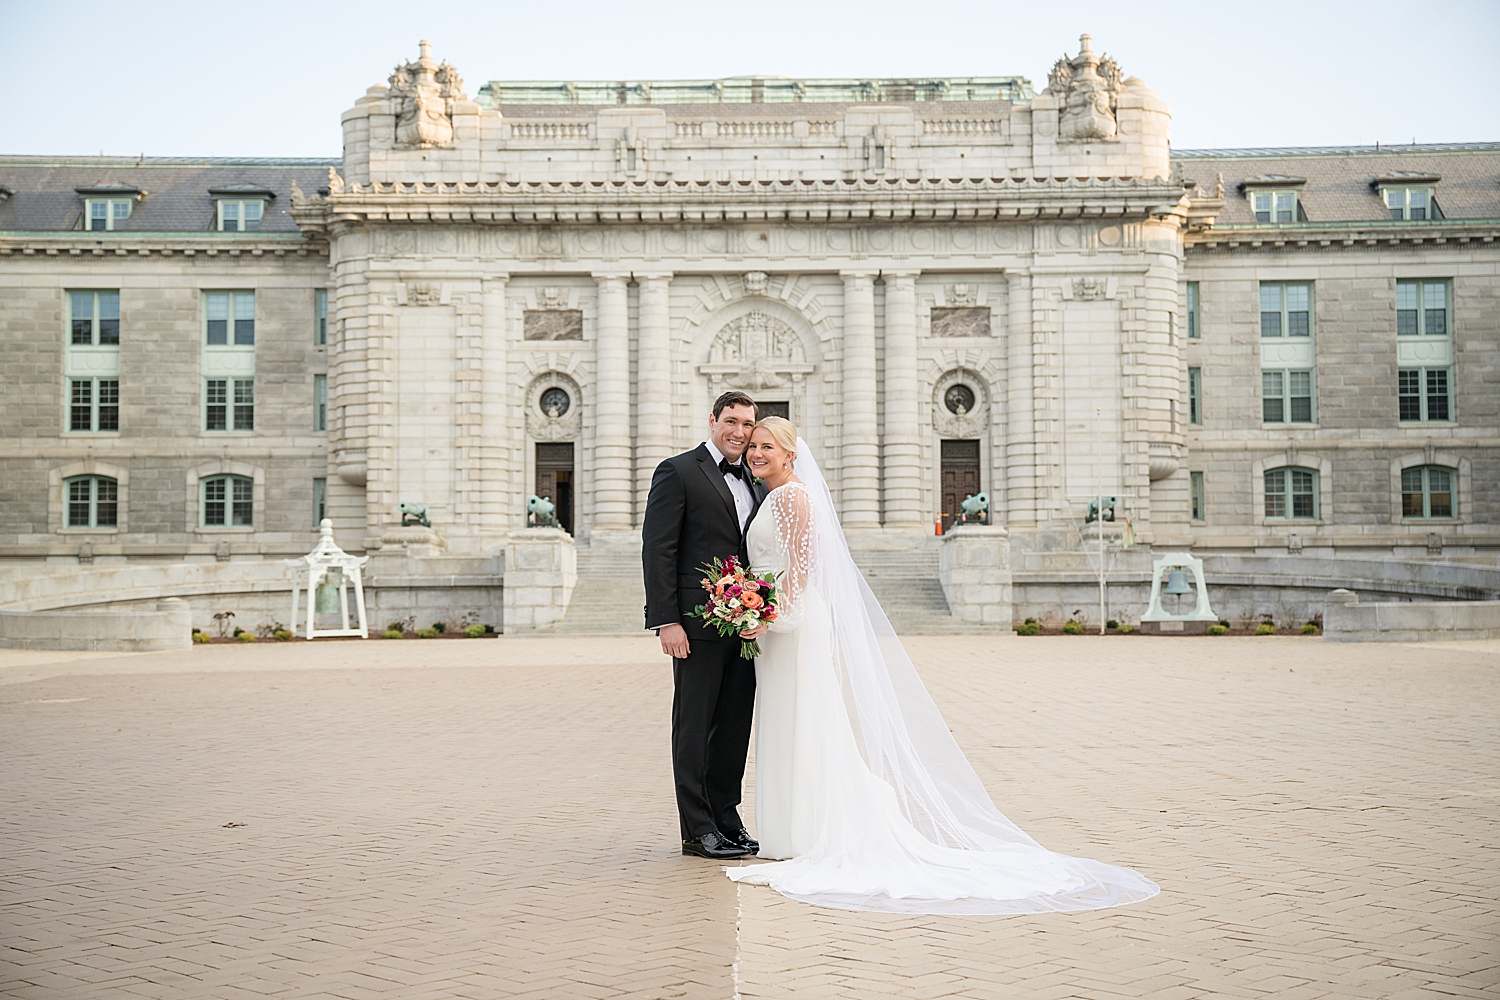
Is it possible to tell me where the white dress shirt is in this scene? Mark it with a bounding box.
[705,439,754,532]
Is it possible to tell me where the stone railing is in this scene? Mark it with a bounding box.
[938,524,1013,629]
[718,121,796,138]
[0,599,192,651]
[509,122,591,140]
[922,119,1007,136]
[1324,594,1500,642]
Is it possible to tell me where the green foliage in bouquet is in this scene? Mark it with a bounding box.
[687,554,782,659]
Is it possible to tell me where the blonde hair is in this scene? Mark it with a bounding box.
[752,415,799,457]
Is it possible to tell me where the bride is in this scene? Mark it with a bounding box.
[729,416,1160,914]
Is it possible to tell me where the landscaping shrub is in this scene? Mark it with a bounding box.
[1218,619,1231,628]
[1117,625,1136,634]
[1207,625,1228,635]
[192,631,210,643]
[1015,622,1041,636]
[382,629,404,639]
[417,627,439,639]
[1255,623,1276,635]
[1300,623,1320,635]
[1105,619,1119,630]
[1062,620,1084,635]
[465,624,486,638]
[273,629,293,641]
[431,622,446,634]
[236,632,257,642]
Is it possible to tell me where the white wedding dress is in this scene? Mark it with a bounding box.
[727,440,1160,914]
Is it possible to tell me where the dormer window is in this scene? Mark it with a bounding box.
[75,186,142,231]
[209,186,274,232]
[1377,174,1443,221]
[1242,175,1307,224]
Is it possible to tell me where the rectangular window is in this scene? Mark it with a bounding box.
[1188,368,1201,425]
[205,291,254,345]
[313,477,327,526]
[1190,471,1204,521]
[67,378,119,432]
[315,289,328,345]
[1262,369,1314,424]
[217,199,265,232]
[1399,367,1451,422]
[1385,187,1442,221]
[1252,190,1301,223]
[233,379,255,430]
[66,476,118,529]
[1259,282,1311,338]
[68,478,92,527]
[85,198,132,231]
[314,374,327,432]
[69,290,120,345]
[205,378,254,431]
[1186,282,1199,338]
[1397,279,1449,336]
[70,379,92,431]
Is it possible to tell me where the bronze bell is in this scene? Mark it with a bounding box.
[1163,568,1193,595]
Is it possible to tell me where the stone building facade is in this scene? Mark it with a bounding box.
[1,37,1496,632]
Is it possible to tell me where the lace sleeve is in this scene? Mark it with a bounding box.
[767,483,814,633]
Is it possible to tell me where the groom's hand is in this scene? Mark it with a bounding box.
[658,623,691,659]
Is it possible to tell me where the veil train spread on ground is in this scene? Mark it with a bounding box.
[726,438,1160,914]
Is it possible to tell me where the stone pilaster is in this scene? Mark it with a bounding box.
[881,271,923,529]
[592,274,632,531]
[840,271,880,526]
[479,274,509,544]
[635,273,673,526]
[1005,270,1037,526]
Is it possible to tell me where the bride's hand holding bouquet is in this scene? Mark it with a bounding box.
[688,555,779,659]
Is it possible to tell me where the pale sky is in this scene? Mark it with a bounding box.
[3,0,1497,157]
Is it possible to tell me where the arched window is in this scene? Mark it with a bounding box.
[201,475,253,527]
[64,475,118,528]
[1264,466,1318,520]
[1401,465,1456,519]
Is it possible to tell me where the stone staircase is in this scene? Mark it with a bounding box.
[550,536,996,636]
[552,544,647,634]
[849,541,995,635]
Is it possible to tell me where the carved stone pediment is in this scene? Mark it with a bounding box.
[698,310,814,391]
[388,40,466,150]
[1045,34,1123,142]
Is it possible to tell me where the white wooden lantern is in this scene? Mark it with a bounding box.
[286,519,370,639]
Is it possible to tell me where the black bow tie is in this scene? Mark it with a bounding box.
[719,457,749,482]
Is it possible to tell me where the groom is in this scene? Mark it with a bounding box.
[642,390,767,860]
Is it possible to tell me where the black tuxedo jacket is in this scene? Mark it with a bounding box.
[642,444,767,642]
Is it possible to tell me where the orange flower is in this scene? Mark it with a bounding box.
[741,591,764,610]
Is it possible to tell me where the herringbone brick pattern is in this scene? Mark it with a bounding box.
[2,636,1496,999]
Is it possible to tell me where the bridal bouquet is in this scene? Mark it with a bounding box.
[689,555,780,659]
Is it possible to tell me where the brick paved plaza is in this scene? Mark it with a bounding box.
[2,635,1497,999]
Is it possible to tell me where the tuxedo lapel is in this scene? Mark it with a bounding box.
[693,445,740,533]
[747,479,768,536]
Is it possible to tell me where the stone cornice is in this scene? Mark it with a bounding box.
[0,230,324,258]
[1188,219,1500,251]
[290,175,1192,233]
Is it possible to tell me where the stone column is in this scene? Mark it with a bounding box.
[1005,270,1037,526]
[480,274,509,543]
[840,272,880,526]
[881,271,923,530]
[592,274,633,531]
[635,273,673,525]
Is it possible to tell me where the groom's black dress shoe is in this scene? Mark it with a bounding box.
[723,828,759,855]
[682,832,750,859]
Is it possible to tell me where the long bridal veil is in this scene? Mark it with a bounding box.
[744,437,1159,914]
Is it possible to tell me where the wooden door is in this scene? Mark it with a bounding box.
[940,439,981,531]
[535,442,574,535]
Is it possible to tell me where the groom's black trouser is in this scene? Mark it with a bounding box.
[672,640,756,841]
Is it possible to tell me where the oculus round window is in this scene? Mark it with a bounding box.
[944,384,976,415]
[539,387,571,417]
